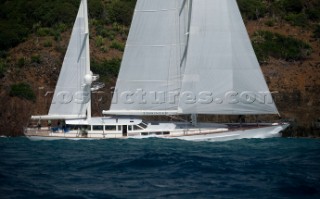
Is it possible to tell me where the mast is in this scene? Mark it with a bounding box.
[83,0,91,120]
[191,113,197,126]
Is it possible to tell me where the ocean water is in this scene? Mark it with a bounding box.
[0,137,319,199]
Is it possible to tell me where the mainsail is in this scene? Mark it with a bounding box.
[106,0,279,116]
[109,0,188,114]
[33,0,91,119]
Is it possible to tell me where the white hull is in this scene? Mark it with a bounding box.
[25,122,289,142]
[173,124,288,142]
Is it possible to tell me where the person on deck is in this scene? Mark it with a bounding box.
[37,121,41,130]
[48,120,52,130]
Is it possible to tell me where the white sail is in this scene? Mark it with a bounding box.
[178,0,279,115]
[109,0,188,115]
[107,0,279,116]
[47,0,91,119]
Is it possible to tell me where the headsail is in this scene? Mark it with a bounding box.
[33,0,91,120]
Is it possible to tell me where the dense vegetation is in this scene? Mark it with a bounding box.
[237,0,318,62]
[0,0,78,50]
[9,83,36,101]
[0,59,6,78]
[237,0,320,22]
[0,0,136,51]
[314,24,320,38]
[0,0,318,57]
[237,0,267,20]
[107,0,136,26]
[0,0,136,94]
[91,58,122,80]
[253,31,312,62]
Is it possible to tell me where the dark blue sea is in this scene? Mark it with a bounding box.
[0,137,319,199]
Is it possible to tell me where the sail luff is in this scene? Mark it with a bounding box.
[178,0,192,83]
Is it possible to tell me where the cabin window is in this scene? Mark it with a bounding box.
[68,125,78,130]
[71,125,90,130]
[163,131,170,135]
[133,125,142,130]
[118,125,122,131]
[105,125,116,131]
[128,125,132,131]
[139,122,148,129]
[156,132,162,135]
[92,125,103,131]
[141,132,148,136]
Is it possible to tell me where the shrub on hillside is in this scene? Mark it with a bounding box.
[0,65,5,78]
[269,0,312,23]
[110,41,125,52]
[306,8,320,21]
[0,59,6,78]
[91,58,121,78]
[252,31,312,62]
[279,0,304,14]
[0,20,28,50]
[313,24,320,38]
[237,0,267,20]
[285,13,308,27]
[95,36,105,47]
[31,54,41,64]
[265,20,276,27]
[107,0,136,26]
[17,58,26,68]
[88,0,105,19]
[37,2,77,27]
[9,83,36,101]
[43,39,53,47]
[36,27,53,37]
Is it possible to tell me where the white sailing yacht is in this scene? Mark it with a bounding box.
[25,0,289,141]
